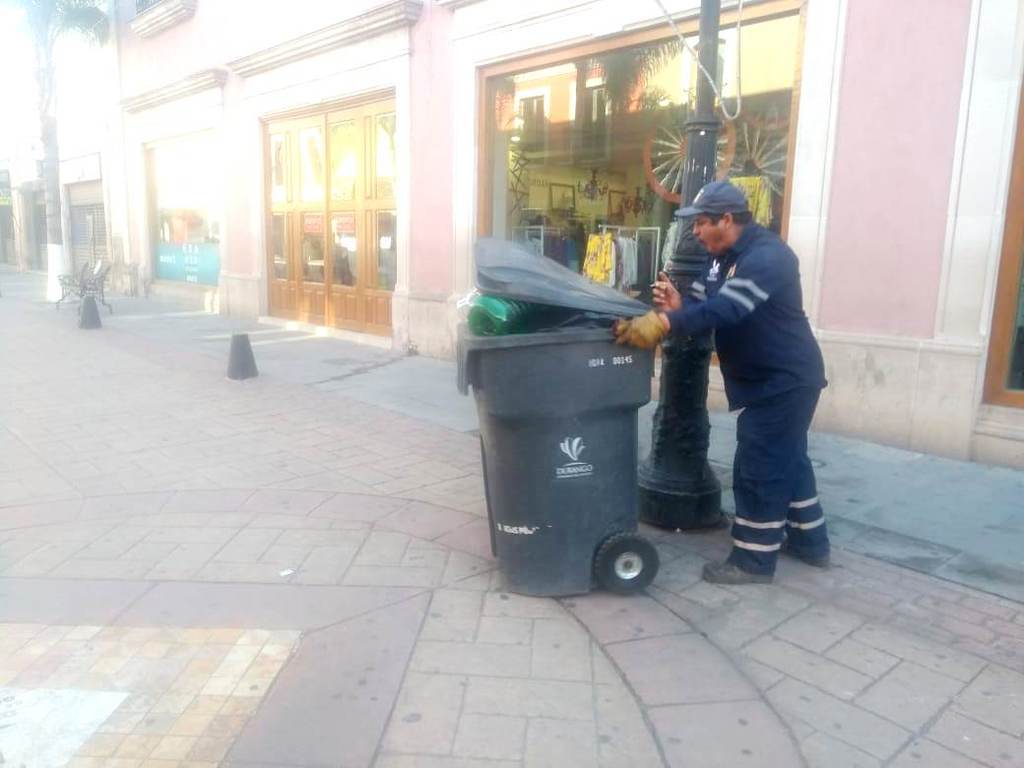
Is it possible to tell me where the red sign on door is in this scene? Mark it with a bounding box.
[303,214,323,234]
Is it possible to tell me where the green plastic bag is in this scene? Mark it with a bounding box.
[467,295,533,336]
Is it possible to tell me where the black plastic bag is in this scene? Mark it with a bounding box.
[474,238,649,319]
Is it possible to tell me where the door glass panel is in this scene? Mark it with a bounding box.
[270,133,288,205]
[301,213,325,283]
[298,126,325,203]
[375,113,397,200]
[271,213,289,280]
[1008,260,1024,390]
[331,213,357,286]
[330,121,358,202]
[376,210,397,291]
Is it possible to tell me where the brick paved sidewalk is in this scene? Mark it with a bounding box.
[0,270,1022,767]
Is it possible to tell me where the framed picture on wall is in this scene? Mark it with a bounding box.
[608,190,625,218]
[549,183,576,211]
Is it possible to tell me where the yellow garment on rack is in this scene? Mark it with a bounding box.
[584,233,615,285]
[731,176,773,227]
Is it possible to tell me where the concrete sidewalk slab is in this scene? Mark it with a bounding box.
[114,582,426,631]
[228,593,430,768]
[0,578,153,625]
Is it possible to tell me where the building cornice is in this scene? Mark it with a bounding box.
[130,0,198,38]
[435,0,485,8]
[121,68,228,113]
[228,1,423,77]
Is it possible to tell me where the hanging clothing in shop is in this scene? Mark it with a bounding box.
[636,235,654,289]
[583,234,603,282]
[521,232,543,257]
[607,237,618,287]
[584,232,616,286]
[546,234,566,266]
[615,236,638,291]
[731,176,773,227]
[564,237,579,273]
[662,220,681,269]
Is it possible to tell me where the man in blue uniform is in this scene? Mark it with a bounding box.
[614,180,830,585]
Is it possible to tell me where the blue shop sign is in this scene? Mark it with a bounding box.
[156,242,220,286]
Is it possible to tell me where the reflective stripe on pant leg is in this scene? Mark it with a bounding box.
[785,461,829,557]
[731,483,788,562]
[787,495,824,528]
[785,391,830,559]
[729,481,783,574]
[726,404,788,576]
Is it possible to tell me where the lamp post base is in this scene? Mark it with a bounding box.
[639,466,724,530]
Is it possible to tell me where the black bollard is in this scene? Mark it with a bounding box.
[79,295,102,329]
[227,333,259,380]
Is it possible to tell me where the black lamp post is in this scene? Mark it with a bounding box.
[639,0,725,530]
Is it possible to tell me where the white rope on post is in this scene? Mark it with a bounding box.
[652,0,744,121]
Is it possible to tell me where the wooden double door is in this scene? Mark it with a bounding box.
[266,99,398,335]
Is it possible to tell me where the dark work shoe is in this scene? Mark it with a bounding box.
[702,561,774,585]
[782,541,831,569]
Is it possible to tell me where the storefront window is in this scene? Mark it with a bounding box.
[150,135,222,285]
[484,14,800,298]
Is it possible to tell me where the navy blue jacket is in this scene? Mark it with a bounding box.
[666,224,826,409]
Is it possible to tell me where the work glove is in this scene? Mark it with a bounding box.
[613,311,668,349]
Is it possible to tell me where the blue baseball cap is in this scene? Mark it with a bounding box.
[677,180,750,217]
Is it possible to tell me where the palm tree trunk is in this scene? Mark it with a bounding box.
[37,54,66,300]
[41,115,62,246]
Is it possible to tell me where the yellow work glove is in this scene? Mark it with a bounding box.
[613,311,668,349]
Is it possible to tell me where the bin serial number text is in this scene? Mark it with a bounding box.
[588,355,633,368]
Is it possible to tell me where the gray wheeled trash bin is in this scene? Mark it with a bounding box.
[458,326,660,597]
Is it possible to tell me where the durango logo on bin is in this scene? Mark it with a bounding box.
[556,437,594,479]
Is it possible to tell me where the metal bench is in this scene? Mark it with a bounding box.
[56,261,90,307]
[56,260,113,313]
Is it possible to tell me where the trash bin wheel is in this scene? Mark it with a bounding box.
[594,533,659,595]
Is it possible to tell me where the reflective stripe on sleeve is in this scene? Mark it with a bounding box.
[729,277,769,301]
[719,284,756,311]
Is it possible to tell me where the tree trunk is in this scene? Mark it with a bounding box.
[39,77,66,300]
[41,114,62,245]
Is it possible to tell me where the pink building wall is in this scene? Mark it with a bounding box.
[408,3,455,297]
[817,0,972,337]
[115,0,388,96]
